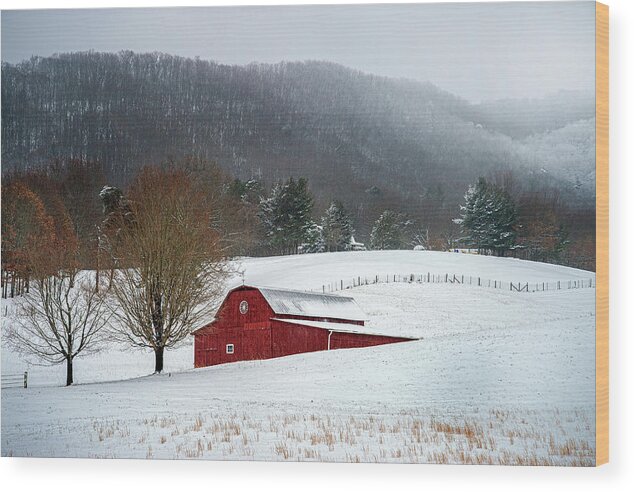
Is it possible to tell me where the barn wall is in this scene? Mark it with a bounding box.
[270,320,329,357]
[269,320,412,358]
[214,287,276,328]
[194,287,274,367]
[330,332,412,349]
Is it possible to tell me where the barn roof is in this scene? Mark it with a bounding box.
[257,286,366,322]
[271,318,418,339]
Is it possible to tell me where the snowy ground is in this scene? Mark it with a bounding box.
[1,251,596,465]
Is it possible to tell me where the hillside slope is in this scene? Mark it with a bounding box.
[2,250,595,385]
[2,52,593,213]
[1,252,595,464]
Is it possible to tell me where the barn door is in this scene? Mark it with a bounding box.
[204,334,220,366]
[242,326,272,361]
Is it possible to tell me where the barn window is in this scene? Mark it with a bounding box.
[239,300,249,314]
[226,344,234,354]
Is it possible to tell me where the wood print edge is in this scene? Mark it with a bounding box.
[595,0,609,467]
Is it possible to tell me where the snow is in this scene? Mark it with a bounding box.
[259,286,366,321]
[1,251,596,464]
[236,250,594,292]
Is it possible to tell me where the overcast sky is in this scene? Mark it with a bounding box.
[1,2,595,102]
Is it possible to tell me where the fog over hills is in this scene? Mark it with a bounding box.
[1,51,595,219]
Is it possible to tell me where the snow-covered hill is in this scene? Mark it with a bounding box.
[1,251,596,464]
[236,250,594,291]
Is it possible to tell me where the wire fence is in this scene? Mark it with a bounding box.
[314,272,595,295]
[1,371,28,389]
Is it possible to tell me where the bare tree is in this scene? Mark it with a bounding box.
[411,227,432,250]
[6,193,109,387]
[104,167,230,374]
[9,270,110,386]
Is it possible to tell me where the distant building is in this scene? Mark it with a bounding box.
[349,236,366,251]
[193,285,414,368]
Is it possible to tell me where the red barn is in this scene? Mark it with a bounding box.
[193,285,415,368]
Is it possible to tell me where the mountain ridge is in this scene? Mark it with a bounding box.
[1,51,595,222]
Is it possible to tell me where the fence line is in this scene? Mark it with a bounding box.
[313,272,595,295]
[1,371,28,389]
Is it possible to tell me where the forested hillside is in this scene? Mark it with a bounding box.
[470,91,595,140]
[1,51,596,268]
[2,52,592,200]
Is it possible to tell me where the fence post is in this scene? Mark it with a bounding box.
[23,371,28,389]
[478,277,481,286]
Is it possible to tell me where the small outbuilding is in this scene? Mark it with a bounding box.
[193,285,415,368]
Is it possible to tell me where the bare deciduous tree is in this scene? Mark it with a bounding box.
[104,167,230,374]
[6,197,109,386]
[9,271,110,386]
[412,227,431,250]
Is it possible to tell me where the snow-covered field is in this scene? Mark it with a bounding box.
[1,251,596,465]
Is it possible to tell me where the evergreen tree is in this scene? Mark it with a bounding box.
[370,210,409,250]
[227,178,262,205]
[300,222,325,254]
[455,177,517,256]
[99,185,134,238]
[321,201,354,252]
[99,186,125,216]
[259,177,314,254]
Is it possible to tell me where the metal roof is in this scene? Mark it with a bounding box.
[271,318,418,339]
[257,286,366,322]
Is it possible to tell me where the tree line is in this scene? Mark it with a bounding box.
[2,157,594,385]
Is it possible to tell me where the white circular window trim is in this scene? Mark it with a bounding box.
[239,300,249,314]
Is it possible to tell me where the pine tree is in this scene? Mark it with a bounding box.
[300,222,325,254]
[370,210,409,250]
[99,186,124,216]
[259,177,314,254]
[321,201,354,252]
[227,178,262,205]
[455,177,517,256]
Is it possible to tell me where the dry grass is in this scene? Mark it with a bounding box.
[69,406,596,465]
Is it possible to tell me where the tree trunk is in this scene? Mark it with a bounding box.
[66,356,73,386]
[154,346,164,374]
